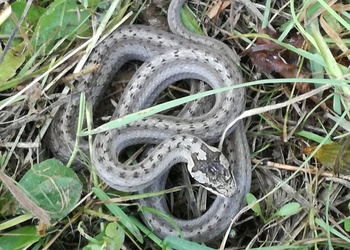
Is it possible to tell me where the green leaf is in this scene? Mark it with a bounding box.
[18,159,82,219]
[296,130,333,144]
[180,6,203,35]
[163,236,214,250]
[274,202,300,217]
[345,217,350,232]
[33,0,90,50]
[104,222,124,249]
[0,226,41,250]
[81,222,124,250]
[92,187,143,243]
[246,193,264,219]
[0,2,44,36]
[0,42,27,82]
[315,218,350,244]
[345,202,350,232]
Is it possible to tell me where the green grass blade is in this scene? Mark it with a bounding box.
[92,187,143,243]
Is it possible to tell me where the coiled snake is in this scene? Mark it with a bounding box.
[49,0,251,243]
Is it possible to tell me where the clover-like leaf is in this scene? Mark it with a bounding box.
[18,159,82,220]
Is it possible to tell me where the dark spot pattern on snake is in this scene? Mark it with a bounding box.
[48,0,250,242]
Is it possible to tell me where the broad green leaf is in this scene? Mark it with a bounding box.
[18,159,82,219]
[274,202,300,217]
[0,226,41,250]
[0,2,44,36]
[104,222,124,249]
[180,6,203,35]
[246,193,264,219]
[33,0,90,50]
[345,218,350,232]
[346,202,350,232]
[81,222,124,250]
[0,42,27,82]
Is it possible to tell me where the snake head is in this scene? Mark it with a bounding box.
[189,144,237,197]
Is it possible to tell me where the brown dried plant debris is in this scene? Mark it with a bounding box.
[242,27,330,112]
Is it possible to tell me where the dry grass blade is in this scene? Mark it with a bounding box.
[0,170,51,225]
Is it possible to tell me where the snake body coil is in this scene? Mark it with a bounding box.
[49,0,251,243]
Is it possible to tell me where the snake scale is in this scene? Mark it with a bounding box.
[49,0,251,243]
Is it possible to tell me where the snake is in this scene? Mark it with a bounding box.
[48,0,251,243]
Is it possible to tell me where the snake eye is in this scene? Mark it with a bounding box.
[209,164,223,175]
